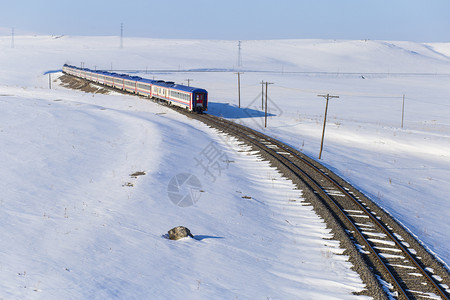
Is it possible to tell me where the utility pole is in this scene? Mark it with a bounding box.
[48,73,51,89]
[234,72,243,108]
[185,79,193,87]
[81,62,85,69]
[11,27,14,49]
[120,23,124,49]
[261,80,265,110]
[317,93,339,159]
[401,94,405,129]
[264,82,274,128]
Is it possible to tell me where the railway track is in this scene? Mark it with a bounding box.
[61,74,450,299]
[178,111,450,300]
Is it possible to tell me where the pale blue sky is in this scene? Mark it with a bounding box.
[1,0,449,42]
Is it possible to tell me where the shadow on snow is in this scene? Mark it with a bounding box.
[207,102,276,119]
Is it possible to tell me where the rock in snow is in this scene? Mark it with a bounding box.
[168,226,194,240]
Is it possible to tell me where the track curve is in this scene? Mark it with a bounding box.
[184,111,450,300]
[61,73,450,299]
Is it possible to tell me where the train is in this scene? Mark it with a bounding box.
[62,64,208,112]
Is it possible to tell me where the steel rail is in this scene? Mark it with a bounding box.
[196,114,410,299]
[238,126,449,300]
[197,114,449,300]
[61,72,449,299]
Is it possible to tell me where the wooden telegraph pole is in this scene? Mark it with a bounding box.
[401,94,405,129]
[235,72,243,108]
[264,82,274,128]
[317,93,339,159]
[261,80,265,110]
[185,79,193,87]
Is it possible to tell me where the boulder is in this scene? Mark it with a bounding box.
[168,226,194,240]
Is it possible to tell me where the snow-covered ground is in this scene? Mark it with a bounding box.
[0,35,449,299]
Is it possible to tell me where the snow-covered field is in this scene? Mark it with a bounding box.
[0,35,449,299]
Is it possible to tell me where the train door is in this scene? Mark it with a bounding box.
[195,92,205,110]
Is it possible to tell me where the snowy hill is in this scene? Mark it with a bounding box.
[0,35,449,299]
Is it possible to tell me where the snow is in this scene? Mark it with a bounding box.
[1,35,449,299]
